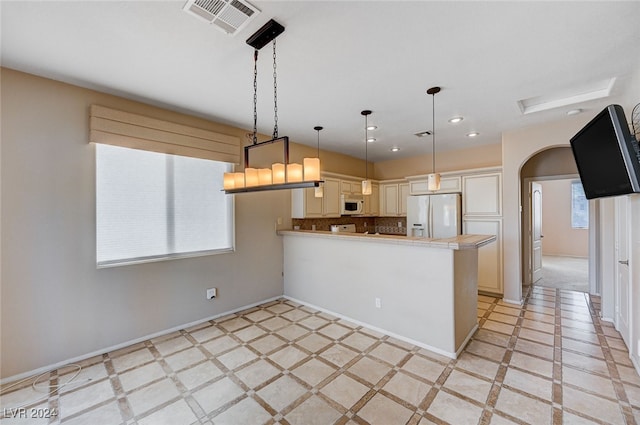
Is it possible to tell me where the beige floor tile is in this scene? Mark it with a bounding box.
[292,358,337,387]
[562,319,595,334]
[562,327,599,344]
[624,383,640,408]
[269,345,309,370]
[478,295,497,303]
[217,346,258,371]
[518,328,555,346]
[368,342,410,366]
[192,377,244,414]
[212,396,272,425]
[607,336,628,352]
[561,350,610,376]
[488,312,519,325]
[119,362,166,392]
[514,338,554,360]
[58,363,109,394]
[281,308,311,322]
[59,380,115,418]
[188,325,223,343]
[234,325,267,342]
[563,386,625,424]
[503,368,552,401]
[250,334,287,354]
[618,364,640,386]
[62,401,122,425]
[427,390,484,425]
[321,345,359,368]
[492,304,522,317]
[260,316,291,331]
[443,369,492,403]
[495,387,552,425]
[111,348,155,373]
[266,303,294,315]
[481,320,515,335]
[562,366,617,400]
[562,338,604,359]
[256,375,307,412]
[478,301,492,310]
[234,359,280,389]
[382,371,431,407]
[137,399,198,425]
[127,378,180,417]
[561,412,602,424]
[341,332,377,352]
[320,374,369,409]
[473,329,511,348]
[153,336,192,357]
[487,413,520,424]
[455,353,500,380]
[465,340,507,363]
[509,352,553,378]
[348,357,392,385]
[244,309,274,323]
[295,333,333,353]
[318,323,352,340]
[524,310,555,323]
[358,393,413,425]
[164,347,206,372]
[285,395,342,425]
[611,348,634,366]
[201,335,240,356]
[176,361,223,390]
[275,324,309,341]
[521,318,555,334]
[299,316,330,330]
[401,355,447,383]
[218,317,252,332]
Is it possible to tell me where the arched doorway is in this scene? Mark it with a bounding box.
[519,147,595,294]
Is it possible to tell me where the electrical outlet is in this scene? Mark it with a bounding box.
[397,221,402,228]
[206,288,217,300]
[375,297,381,308]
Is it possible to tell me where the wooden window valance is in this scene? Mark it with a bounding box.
[89,105,240,164]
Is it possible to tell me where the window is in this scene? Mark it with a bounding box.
[571,180,588,229]
[96,144,234,267]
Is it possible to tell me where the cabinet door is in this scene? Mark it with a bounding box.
[382,184,399,216]
[341,180,352,194]
[463,173,502,216]
[464,218,503,295]
[323,178,341,217]
[304,187,324,217]
[439,176,462,193]
[364,184,379,216]
[399,183,410,216]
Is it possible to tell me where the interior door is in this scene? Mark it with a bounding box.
[531,182,543,282]
[615,196,631,348]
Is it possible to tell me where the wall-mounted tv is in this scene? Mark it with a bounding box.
[570,104,640,199]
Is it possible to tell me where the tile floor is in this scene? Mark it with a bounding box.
[2,286,639,424]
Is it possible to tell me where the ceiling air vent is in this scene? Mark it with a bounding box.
[183,0,260,35]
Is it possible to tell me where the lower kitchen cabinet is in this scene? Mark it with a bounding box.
[292,177,340,218]
[464,218,503,295]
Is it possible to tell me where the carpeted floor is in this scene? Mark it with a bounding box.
[535,255,589,293]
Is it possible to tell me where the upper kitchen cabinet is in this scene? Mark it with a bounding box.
[292,177,340,218]
[408,176,461,195]
[341,180,362,195]
[379,182,409,216]
[462,172,502,216]
[363,183,379,216]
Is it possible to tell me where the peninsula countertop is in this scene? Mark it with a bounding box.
[278,229,496,250]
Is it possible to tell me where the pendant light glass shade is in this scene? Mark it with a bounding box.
[286,163,303,182]
[427,173,440,191]
[223,173,235,190]
[362,179,372,195]
[272,163,286,184]
[258,168,272,185]
[233,172,245,188]
[244,167,259,187]
[312,126,324,197]
[303,158,320,181]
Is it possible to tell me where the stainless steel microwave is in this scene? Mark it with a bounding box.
[340,194,364,215]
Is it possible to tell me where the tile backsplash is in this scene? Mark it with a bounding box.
[292,216,406,235]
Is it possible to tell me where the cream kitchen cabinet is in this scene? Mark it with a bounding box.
[291,177,340,218]
[363,183,379,216]
[462,172,502,216]
[463,218,503,295]
[341,180,362,195]
[379,182,409,216]
[409,176,462,195]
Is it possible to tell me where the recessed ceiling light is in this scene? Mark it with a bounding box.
[467,132,480,138]
[390,147,400,152]
[448,116,463,123]
[367,137,376,143]
[567,108,582,116]
[367,125,378,131]
[414,131,431,138]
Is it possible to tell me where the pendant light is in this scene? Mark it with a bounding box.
[427,86,441,191]
[224,19,323,194]
[361,110,372,195]
[312,126,323,198]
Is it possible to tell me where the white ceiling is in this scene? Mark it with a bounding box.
[2,1,639,162]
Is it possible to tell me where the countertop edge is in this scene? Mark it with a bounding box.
[277,230,496,250]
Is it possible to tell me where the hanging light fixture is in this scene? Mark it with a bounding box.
[427,86,441,191]
[361,110,372,195]
[224,19,323,194]
[311,126,324,198]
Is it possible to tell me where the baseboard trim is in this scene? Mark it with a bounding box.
[502,298,524,306]
[284,295,461,359]
[1,295,282,385]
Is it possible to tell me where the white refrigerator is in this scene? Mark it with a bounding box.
[406,193,462,238]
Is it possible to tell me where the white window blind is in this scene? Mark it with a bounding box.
[571,180,589,229]
[96,144,234,267]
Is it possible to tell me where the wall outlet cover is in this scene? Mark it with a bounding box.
[206,288,217,300]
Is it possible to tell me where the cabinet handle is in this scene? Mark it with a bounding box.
[619,259,629,266]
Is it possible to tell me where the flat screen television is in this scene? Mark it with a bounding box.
[570,104,640,199]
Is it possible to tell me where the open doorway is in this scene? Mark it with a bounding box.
[533,179,589,292]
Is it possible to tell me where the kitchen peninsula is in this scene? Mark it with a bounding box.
[280,230,495,358]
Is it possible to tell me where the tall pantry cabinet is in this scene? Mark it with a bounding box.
[462,170,503,295]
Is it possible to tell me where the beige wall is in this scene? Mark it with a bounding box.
[0,69,293,378]
[374,143,502,180]
[539,179,588,257]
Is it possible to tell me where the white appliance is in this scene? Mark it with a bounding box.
[340,194,364,215]
[406,193,462,238]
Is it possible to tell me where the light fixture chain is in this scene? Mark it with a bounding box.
[432,92,435,173]
[272,39,278,139]
[252,50,258,145]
